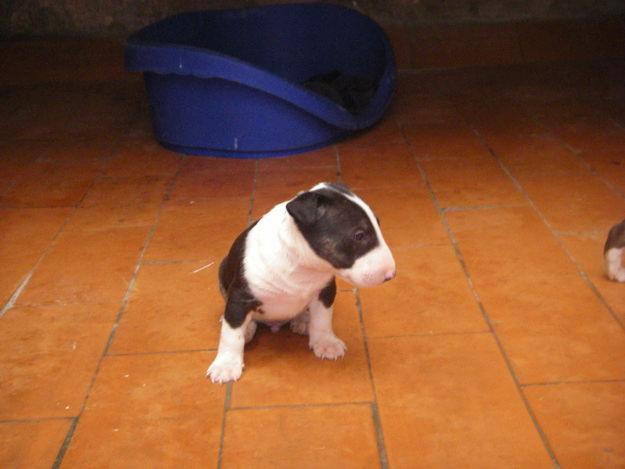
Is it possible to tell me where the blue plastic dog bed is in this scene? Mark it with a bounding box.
[125,4,396,158]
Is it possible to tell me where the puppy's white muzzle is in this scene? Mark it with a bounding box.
[338,244,396,287]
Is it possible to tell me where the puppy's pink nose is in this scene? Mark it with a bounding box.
[383,268,396,282]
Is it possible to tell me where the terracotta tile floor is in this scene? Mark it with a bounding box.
[2,22,625,467]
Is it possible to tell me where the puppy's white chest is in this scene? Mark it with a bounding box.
[243,206,331,322]
[252,292,313,323]
[247,267,331,322]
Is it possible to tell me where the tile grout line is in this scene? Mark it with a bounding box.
[336,141,388,468]
[1,116,132,316]
[446,95,625,459]
[546,129,625,201]
[337,144,387,469]
[354,288,389,469]
[367,329,490,340]
[522,377,625,388]
[419,158,561,468]
[107,348,217,357]
[553,111,625,199]
[230,400,374,412]
[1,122,132,309]
[552,229,604,238]
[0,127,132,316]
[216,377,233,469]
[51,418,78,468]
[100,157,183,356]
[449,91,625,330]
[406,132,561,467]
[0,416,76,425]
[472,128,625,333]
[216,159,259,469]
[414,155,485,162]
[442,203,527,212]
[609,116,625,130]
[50,158,185,469]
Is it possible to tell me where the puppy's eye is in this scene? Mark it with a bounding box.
[354,230,366,241]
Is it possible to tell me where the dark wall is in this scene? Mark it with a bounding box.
[2,0,625,37]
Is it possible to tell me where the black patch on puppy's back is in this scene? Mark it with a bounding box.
[219,221,261,328]
[287,188,379,269]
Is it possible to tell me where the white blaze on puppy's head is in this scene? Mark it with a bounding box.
[286,182,396,287]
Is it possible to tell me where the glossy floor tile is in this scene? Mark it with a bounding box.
[354,184,448,248]
[560,233,625,323]
[509,167,625,233]
[110,260,223,354]
[170,158,255,201]
[369,334,553,467]
[2,33,625,468]
[360,244,487,338]
[525,382,625,468]
[0,163,99,208]
[0,207,70,305]
[145,198,250,261]
[256,147,337,171]
[447,208,625,383]
[0,303,117,419]
[16,226,147,306]
[420,157,525,207]
[61,353,224,468]
[338,143,420,189]
[447,206,574,277]
[0,419,72,468]
[404,123,488,159]
[222,404,380,468]
[104,140,182,178]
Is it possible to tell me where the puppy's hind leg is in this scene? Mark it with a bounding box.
[244,320,258,344]
[289,308,310,336]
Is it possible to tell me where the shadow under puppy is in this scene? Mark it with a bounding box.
[207,182,396,383]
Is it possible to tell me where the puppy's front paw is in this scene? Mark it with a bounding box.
[206,355,244,383]
[310,334,347,360]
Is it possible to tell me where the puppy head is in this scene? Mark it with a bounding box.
[286,182,395,287]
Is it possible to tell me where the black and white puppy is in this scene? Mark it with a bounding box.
[605,219,625,282]
[207,182,396,383]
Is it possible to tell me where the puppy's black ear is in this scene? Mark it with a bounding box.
[286,192,327,226]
